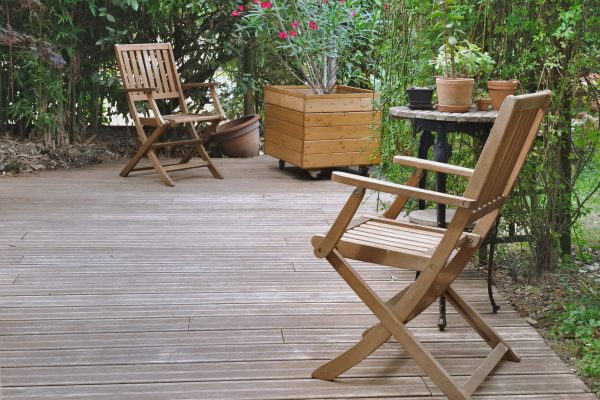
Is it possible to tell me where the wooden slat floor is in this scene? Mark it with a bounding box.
[0,155,595,399]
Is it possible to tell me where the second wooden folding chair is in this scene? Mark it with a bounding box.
[115,43,224,186]
[310,91,552,399]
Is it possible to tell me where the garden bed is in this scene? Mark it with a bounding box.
[0,129,135,175]
[487,247,600,397]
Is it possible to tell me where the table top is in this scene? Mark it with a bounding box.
[389,106,498,123]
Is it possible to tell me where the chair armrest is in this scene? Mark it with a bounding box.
[181,82,221,90]
[121,87,158,94]
[332,172,475,209]
[394,156,474,177]
[181,82,225,120]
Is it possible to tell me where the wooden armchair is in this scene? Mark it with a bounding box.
[114,43,224,186]
[310,91,552,399]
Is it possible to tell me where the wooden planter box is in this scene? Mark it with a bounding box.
[264,85,381,170]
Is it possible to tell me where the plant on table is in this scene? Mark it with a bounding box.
[232,0,378,94]
[429,0,494,112]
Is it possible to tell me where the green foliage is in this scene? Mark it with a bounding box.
[377,0,600,274]
[555,302,600,393]
[429,0,495,79]
[430,41,494,79]
[1,0,241,145]
[234,0,381,94]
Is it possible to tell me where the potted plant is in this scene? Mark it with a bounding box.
[429,1,494,112]
[232,0,383,171]
[474,88,492,111]
[213,114,261,158]
[487,79,519,110]
[406,86,435,110]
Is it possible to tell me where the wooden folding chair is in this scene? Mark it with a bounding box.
[115,43,225,186]
[311,91,552,399]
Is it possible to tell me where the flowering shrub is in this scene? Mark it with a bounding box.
[233,0,379,94]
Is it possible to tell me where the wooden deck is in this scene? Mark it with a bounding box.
[0,156,596,399]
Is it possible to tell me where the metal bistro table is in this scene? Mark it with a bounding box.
[389,106,498,330]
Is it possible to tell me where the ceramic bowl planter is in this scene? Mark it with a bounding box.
[263,85,380,172]
[406,87,434,110]
[435,77,474,112]
[213,114,260,158]
[487,80,519,110]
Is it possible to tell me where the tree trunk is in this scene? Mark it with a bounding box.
[558,97,572,255]
[243,41,256,115]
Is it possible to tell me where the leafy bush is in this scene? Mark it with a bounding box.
[556,303,600,393]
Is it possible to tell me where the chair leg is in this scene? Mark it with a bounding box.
[180,121,219,164]
[316,249,470,400]
[185,122,223,179]
[445,287,519,362]
[313,320,391,381]
[195,141,223,179]
[120,125,166,177]
[323,286,436,378]
[146,149,175,187]
[362,285,412,337]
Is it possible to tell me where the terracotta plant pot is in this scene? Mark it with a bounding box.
[487,80,519,110]
[435,77,474,112]
[213,114,260,158]
[475,98,492,111]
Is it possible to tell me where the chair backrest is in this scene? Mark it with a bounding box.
[114,43,183,102]
[405,91,552,321]
[464,91,552,216]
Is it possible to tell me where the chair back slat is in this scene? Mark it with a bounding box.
[164,48,181,94]
[153,49,168,92]
[115,43,181,101]
[464,91,551,209]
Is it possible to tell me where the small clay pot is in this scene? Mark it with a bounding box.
[213,114,260,158]
[475,98,492,111]
[487,80,519,110]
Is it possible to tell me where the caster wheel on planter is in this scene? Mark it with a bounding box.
[359,165,370,177]
[278,160,285,170]
[308,170,321,179]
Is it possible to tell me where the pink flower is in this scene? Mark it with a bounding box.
[237,5,244,11]
[260,1,272,8]
[230,10,241,16]
[278,31,288,39]
[323,0,328,4]
[352,10,357,16]
[339,0,346,4]
[253,0,259,3]
[384,3,389,9]
[291,20,300,28]
[289,30,297,37]
[309,20,318,30]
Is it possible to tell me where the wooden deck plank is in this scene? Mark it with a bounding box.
[0,156,594,399]
[0,341,558,368]
[1,378,429,399]
[0,357,570,387]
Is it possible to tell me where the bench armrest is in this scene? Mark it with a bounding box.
[332,172,475,209]
[394,156,474,177]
